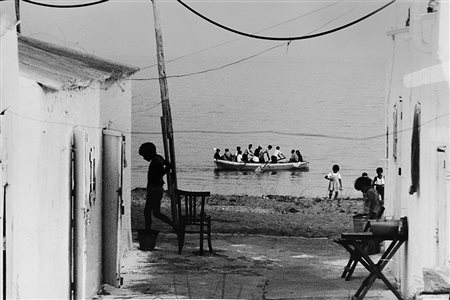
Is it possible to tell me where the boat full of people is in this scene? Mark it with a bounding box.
[214,159,309,171]
[213,144,309,171]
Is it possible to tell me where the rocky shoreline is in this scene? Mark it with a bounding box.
[131,188,365,238]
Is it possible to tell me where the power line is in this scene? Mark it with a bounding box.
[21,0,110,8]
[138,0,345,71]
[176,0,396,41]
[7,109,449,142]
[132,101,162,114]
[132,43,286,81]
[132,4,357,81]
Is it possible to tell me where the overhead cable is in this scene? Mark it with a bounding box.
[176,0,396,41]
[132,4,357,81]
[7,109,449,142]
[139,0,345,71]
[21,0,110,8]
[132,43,286,81]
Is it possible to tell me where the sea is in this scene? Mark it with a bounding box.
[131,55,387,198]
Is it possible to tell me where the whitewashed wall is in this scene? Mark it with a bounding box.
[0,18,19,300]
[385,1,450,298]
[5,76,104,298]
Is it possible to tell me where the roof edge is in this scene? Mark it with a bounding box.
[18,35,139,81]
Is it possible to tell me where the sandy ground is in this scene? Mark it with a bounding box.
[96,189,399,299]
[131,188,364,238]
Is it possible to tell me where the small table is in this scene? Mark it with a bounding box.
[334,231,407,300]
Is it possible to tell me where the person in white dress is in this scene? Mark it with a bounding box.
[324,164,343,199]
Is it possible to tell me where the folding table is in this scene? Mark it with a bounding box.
[334,218,408,300]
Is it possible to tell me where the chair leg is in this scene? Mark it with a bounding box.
[178,223,185,255]
[207,220,213,252]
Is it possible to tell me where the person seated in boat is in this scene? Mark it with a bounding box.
[289,149,299,162]
[232,146,241,162]
[273,146,286,163]
[213,148,222,160]
[236,150,243,162]
[295,150,304,162]
[262,145,272,163]
[223,148,233,161]
[244,144,254,162]
[254,146,262,162]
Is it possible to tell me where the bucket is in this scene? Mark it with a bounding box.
[137,229,159,251]
[352,215,369,232]
[352,215,380,255]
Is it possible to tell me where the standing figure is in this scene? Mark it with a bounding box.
[325,164,343,199]
[139,142,175,232]
[373,167,385,203]
[355,176,384,219]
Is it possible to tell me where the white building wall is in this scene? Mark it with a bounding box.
[0,18,19,300]
[386,1,450,298]
[5,75,103,298]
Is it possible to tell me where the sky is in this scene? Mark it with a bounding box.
[0,0,396,67]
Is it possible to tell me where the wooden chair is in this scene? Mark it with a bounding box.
[175,189,212,255]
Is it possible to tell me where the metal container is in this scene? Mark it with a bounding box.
[370,220,400,237]
[137,229,159,251]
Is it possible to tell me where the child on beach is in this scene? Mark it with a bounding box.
[373,167,385,203]
[325,164,343,199]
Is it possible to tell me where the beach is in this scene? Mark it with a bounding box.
[131,188,364,238]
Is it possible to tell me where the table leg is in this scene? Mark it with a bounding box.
[353,240,404,300]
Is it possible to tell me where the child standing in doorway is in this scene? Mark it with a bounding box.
[325,164,343,199]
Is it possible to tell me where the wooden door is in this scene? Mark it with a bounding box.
[102,130,124,287]
[73,129,88,299]
[436,150,449,267]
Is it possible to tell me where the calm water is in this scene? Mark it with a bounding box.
[131,56,386,198]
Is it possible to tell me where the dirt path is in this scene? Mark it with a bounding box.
[104,189,397,299]
[99,233,396,299]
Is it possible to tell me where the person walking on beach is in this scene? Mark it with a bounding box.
[139,142,175,232]
[373,167,385,202]
[325,164,343,199]
[354,175,384,219]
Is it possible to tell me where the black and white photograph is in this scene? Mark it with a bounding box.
[0,0,449,299]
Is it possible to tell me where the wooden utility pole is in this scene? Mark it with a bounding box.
[15,0,21,34]
[151,0,178,222]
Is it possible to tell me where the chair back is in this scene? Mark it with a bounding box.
[174,189,211,223]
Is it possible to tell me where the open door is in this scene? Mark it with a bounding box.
[73,129,88,299]
[1,184,5,300]
[102,130,125,287]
